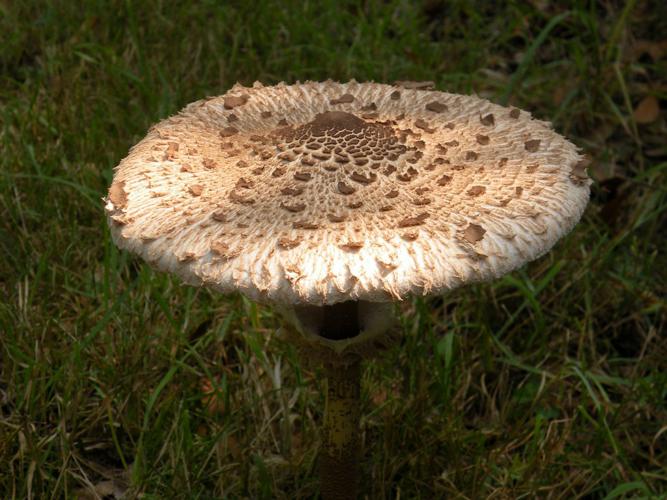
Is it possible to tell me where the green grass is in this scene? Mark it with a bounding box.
[1,1,666,498]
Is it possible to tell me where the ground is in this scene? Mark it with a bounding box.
[1,1,666,498]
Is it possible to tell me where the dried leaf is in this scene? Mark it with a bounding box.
[633,96,660,124]
[201,377,225,415]
[632,39,667,62]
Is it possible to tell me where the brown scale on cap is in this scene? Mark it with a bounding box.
[107,81,590,305]
[220,127,239,138]
[425,101,448,113]
[412,197,432,206]
[281,186,305,196]
[211,209,226,222]
[464,223,486,243]
[224,95,249,109]
[395,80,435,90]
[163,142,179,160]
[340,241,364,251]
[406,151,423,164]
[330,94,355,105]
[570,157,590,184]
[338,182,356,195]
[350,172,377,184]
[467,186,486,197]
[235,178,253,189]
[414,119,435,133]
[278,236,302,249]
[480,113,495,126]
[398,213,429,228]
[525,139,541,152]
[476,134,490,145]
[294,172,312,182]
[108,181,128,209]
[210,241,239,259]
[396,166,418,182]
[229,190,254,205]
[280,202,306,213]
[328,214,347,223]
[313,151,332,160]
[293,221,319,230]
[178,252,196,263]
[188,184,204,196]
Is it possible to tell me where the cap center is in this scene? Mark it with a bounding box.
[273,111,411,170]
[308,111,368,135]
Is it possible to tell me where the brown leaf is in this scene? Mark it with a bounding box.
[633,96,660,124]
[201,377,225,415]
[632,39,667,62]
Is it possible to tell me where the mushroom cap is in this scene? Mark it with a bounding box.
[105,80,591,306]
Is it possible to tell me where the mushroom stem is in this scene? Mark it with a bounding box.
[279,300,394,497]
[320,359,361,500]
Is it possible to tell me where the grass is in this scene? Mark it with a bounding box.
[1,0,666,498]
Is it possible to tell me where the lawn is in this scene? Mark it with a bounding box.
[1,1,666,498]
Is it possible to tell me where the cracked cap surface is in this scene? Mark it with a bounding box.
[105,80,591,305]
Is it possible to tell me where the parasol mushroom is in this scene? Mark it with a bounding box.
[105,80,590,498]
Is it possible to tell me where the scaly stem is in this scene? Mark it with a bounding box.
[319,360,361,500]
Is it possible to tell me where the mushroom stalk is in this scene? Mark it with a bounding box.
[320,359,361,500]
[283,300,394,498]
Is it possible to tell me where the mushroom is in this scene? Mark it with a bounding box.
[105,80,591,498]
